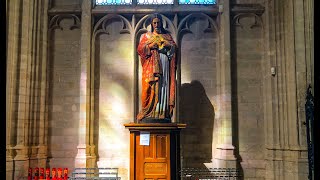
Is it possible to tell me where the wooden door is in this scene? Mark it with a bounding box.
[136,133,171,180]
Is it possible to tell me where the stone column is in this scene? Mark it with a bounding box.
[29,0,38,166]
[28,0,48,168]
[14,0,33,160]
[9,0,35,178]
[7,1,50,179]
[211,0,237,168]
[75,0,96,169]
[304,0,313,90]
[36,0,49,168]
[262,0,276,152]
[292,0,312,178]
[263,0,310,179]
[263,0,284,179]
[6,0,22,179]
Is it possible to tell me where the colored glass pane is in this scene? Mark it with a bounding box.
[96,0,132,5]
[137,0,174,4]
[96,0,216,5]
[179,0,216,4]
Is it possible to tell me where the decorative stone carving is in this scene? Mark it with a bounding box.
[49,14,81,30]
[232,13,263,29]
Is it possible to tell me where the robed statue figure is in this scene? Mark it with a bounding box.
[137,14,177,123]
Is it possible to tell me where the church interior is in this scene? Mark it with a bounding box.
[6,0,314,179]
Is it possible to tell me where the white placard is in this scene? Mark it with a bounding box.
[140,132,150,146]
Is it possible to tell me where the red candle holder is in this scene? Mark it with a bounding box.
[34,167,39,180]
[57,168,63,180]
[28,168,32,180]
[39,168,44,179]
[52,168,57,180]
[45,168,50,180]
[63,168,68,180]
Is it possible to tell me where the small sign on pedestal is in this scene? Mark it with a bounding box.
[140,132,150,146]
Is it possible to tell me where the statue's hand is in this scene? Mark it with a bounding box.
[137,113,144,121]
[161,40,172,48]
[148,42,158,49]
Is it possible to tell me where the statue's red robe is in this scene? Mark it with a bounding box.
[137,32,177,121]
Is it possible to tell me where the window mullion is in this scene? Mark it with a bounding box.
[174,0,178,6]
[133,0,137,6]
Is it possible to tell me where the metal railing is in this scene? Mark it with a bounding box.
[70,168,119,180]
[305,85,314,180]
[180,168,240,180]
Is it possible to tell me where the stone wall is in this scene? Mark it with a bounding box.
[231,0,265,4]
[48,18,81,172]
[51,0,81,7]
[231,15,265,179]
[95,20,133,179]
[180,16,218,168]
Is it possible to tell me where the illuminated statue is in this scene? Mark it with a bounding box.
[137,14,177,122]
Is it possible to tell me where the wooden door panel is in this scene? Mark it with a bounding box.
[143,135,155,159]
[144,162,167,175]
[156,135,167,159]
[136,133,171,180]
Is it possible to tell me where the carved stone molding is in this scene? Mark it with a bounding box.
[93,14,133,37]
[178,13,218,39]
[232,13,263,29]
[49,14,81,31]
[48,6,82,15]
[231,4,265,16]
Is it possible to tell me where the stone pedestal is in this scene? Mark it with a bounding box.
[124,123,186,180]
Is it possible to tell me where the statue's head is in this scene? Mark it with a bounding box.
[150,13,166,34]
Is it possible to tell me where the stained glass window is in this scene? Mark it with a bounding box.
[96,0,132,5]
[179,0,216,4]
[95,0,216,5]
[137,0,174,5]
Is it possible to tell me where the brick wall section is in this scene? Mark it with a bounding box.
[48,18,81,171]
[180,18,218,168]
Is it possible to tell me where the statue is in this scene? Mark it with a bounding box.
[137,14,177,123]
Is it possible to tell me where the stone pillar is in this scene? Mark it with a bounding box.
[27,0,44,168]
[263,0,310,179]
[304,0,313,90]
[36,0,49,168]
[6,0,21,179]
[7,1,50,179]
[21,0,49,170]
[209,0,237,168]
[14,0,36,178]
[293,0,312,178]
[75,0,96,169]
[14,0,33,160]
[262,0,276,153]
[7,0,35,178]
